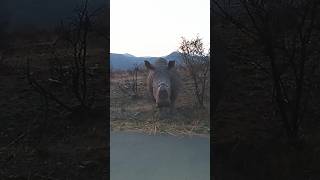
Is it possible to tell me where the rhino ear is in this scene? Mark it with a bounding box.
[144,60,154,70]
[168,61,175,69]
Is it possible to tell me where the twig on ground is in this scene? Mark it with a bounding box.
[0,133,27,152]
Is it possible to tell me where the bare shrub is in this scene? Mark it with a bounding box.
[213,0,320,145]
[179,36,210,109]
[116,64,141,98]
[26,0,105,114]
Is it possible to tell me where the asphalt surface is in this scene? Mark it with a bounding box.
[110,131,210,180]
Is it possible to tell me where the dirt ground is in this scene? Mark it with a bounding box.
[0,42,108,179]
[110,68,210,137]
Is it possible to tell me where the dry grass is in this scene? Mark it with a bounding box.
[110,69,210,137]
[0,41,108,179]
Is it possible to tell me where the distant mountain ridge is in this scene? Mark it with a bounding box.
[110,51,183,70]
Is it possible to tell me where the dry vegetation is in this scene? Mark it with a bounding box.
[0,39,107,179]
[0,1,108,177]
[110,67,210,137]
[213,1,320,179]
[214,23,320,179]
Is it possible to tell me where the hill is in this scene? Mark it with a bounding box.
[110,51,183,70]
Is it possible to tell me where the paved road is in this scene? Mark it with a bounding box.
[111,131,210,180]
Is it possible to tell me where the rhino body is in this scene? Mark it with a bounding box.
[145,58,180,108]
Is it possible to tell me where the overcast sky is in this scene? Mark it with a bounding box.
[110,0,210,57]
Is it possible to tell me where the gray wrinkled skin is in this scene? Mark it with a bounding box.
[145,58,180,110]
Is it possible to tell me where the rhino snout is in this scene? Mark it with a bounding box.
[156,86,171,107]
[159,88,168,99]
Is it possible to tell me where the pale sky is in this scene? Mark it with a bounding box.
[110,0,210,57]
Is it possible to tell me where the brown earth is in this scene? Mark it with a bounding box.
[0,42,108,179]
[110,68,210,137]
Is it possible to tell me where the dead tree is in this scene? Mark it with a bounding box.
[52,0,104,109]
[213,0,320,145]
[26,0,103,114]
[179,36,210,109]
